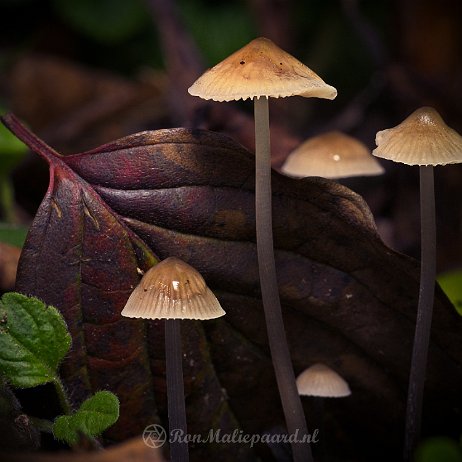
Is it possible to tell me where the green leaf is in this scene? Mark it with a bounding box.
[438,270,462,315]
[53,391,119,445]
[415,437,462,462]
[74,391,120,436]
[0,293,71,388]
[52,415,77,445]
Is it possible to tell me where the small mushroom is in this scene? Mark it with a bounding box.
[122,257,225,462]
[373,107,462,460]
[189,37,336,462]
[297,363,351,461]
[281,131,384,179]
[296,363,351,398]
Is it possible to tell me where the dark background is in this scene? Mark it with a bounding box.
[1,0,461,270]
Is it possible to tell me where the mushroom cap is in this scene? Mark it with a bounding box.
[296,363,351,398]
[188,37,337,102]
[373,107,462,166]
[121,257,225,320]
[281,131,384,179]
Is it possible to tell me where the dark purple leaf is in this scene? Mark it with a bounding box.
[3,114,461,461]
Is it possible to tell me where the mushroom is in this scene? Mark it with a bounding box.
[296,363,351,398]
[296,363,351,461]
[281,131,384,179]
[188,37,336,462]
[373,107,462,459]
[122,257,225,462]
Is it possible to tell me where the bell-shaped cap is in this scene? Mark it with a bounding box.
[281,131,384,179]
[188,37,337,102]
[373,107,462,166]
[296,363,351,398]
[121,257,225,320]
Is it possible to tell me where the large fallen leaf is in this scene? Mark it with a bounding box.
[2,114,461,461]
[3,115,253,462]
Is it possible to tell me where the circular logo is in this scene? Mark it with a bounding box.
[143,424,167,448]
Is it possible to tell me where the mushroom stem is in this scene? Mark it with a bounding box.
[313,397,326,462]
[254,96,312,462]
[165,319,189,462]
[404,165,436,460]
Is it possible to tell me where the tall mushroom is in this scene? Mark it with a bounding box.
[281,131,384,179]
[373,107,462,460]
[122,257,225,462]
[188,37,336,462]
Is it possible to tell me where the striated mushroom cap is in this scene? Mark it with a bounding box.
[282,131,384,179]
[188,37,337,102]
[373,107,462,166]
[121,257,225,320]
[296,363,351,398]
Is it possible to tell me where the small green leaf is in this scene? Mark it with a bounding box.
[74,391,120,436]
[53,391,119,445]
[415,436,462,462]
[0,293,71,388]
[438,269,462,316]
[53,415,78,445]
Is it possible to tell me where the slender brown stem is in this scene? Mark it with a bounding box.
[404,165,436,460]
[254,96,312,462]
[165,319,189,462]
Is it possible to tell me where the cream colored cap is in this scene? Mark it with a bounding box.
[296,363,351,398]
[282,131,384,179]
[121,257,225,320]
[373,107,462,166]
[188,37,337,102]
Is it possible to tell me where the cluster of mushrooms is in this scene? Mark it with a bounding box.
[122,37,462,462]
